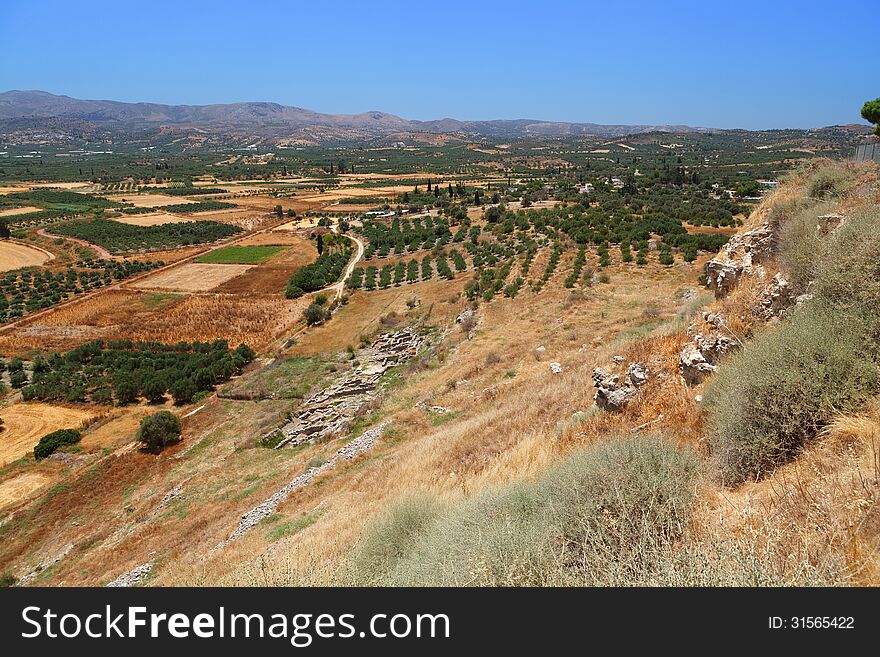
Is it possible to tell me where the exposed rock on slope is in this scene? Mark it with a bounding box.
[592,362,649,411]
[705,223,775,298]
[273,328,424,448]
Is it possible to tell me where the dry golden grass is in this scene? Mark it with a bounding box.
[112,212,191,226]
[0,288,307,353]
[0,240,53,272]
[0,402,96,467]
[0,471,52,511]
[129,263,254,292]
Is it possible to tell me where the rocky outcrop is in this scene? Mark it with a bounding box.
[705,223,775,298]
[678,313,737,385]
[273,328,423,448]
[592,362,649,411]
[752,272,795,319]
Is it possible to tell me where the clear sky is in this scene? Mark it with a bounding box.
[1,0,877,130]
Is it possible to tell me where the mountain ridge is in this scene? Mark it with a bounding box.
[0,90,711,139]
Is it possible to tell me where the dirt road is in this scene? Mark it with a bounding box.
[37,228,114,259]
[328,232,364,301]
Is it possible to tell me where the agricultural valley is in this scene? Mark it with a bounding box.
[0,92,878,588]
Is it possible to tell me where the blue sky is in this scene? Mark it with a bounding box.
[1,0,877,129]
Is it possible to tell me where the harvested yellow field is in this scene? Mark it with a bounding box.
[129,263,254,292]
[0,288,308,353]
[0,185,31,195]
[0,403,95,467]
[122,194,198,208]
[0,472,52,510]
[0,206,41,217]
[0,240,54,272]
[112,212,192,226]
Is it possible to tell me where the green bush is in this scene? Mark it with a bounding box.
[137,410,182,453]
[34,428,82,460]
[705,303,879,485]
[348,435,701,586]
[303,303,329,326]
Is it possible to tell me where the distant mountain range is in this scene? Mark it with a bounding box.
[0,90,713,142]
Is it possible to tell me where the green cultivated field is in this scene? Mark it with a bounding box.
[195,245,285,264]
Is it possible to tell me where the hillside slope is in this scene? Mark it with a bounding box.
[0,160,877,587]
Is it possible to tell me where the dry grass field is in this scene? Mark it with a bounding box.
[0,403,96,467]
[129,263,255,292]
[0,471,53,511]
[0,241,54,272]
[0,206,41,217]
[0,288,308,353]
[121,194,199,208]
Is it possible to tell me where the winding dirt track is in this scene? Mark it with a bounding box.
[37,228,114,259]
[328,232,364,301]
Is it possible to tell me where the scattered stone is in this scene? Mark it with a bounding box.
[694,395,703,403]
[106,563,153,588]
[416,400,452,414]
[550,362,562,374]
[534,345,546,360]
[612,355,625,364]
[159,485,183,507]
[678,325,736,386]
[18,544,74,586]
[626,362,650,387]
[681,287,698,301]
[215,423,388,552]
[456,309,476,325]
[593,368,634,411]
[630,414,664,434]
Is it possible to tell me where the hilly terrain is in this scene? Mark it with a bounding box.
[0,145,876,586]
[0,90,709,141]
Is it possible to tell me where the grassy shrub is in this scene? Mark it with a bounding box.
[349,436,702,586]
[805,162,855,200]
[811,205,880,326]
[137,410,182,453]
[349,495,440,585]
[34,428,82,460]
[705,303,879,485]
[777,199,835,293]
